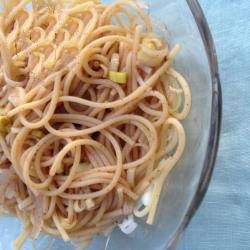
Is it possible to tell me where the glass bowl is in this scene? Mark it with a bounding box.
[0,0,221,249]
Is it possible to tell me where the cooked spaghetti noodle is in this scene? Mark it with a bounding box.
[0,0,191,249]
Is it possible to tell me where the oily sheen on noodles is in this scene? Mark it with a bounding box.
[0,0,191,249]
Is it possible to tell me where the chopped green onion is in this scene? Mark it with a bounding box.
[108,71,127,84]
[86,199,95,210]
[146,42,156,50]
[137,50,162,67]
[44,61,54,70]
[31,130,45,139]
[142,38,156,50]
[0,116,10,133]
[0,108,6,115]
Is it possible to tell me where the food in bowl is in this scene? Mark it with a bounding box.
[0,0,191,249]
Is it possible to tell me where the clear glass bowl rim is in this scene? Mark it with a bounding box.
[166,0,222,249]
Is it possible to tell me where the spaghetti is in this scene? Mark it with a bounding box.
[0,0,191,249]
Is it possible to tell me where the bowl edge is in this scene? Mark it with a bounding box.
[166,0,222,249]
